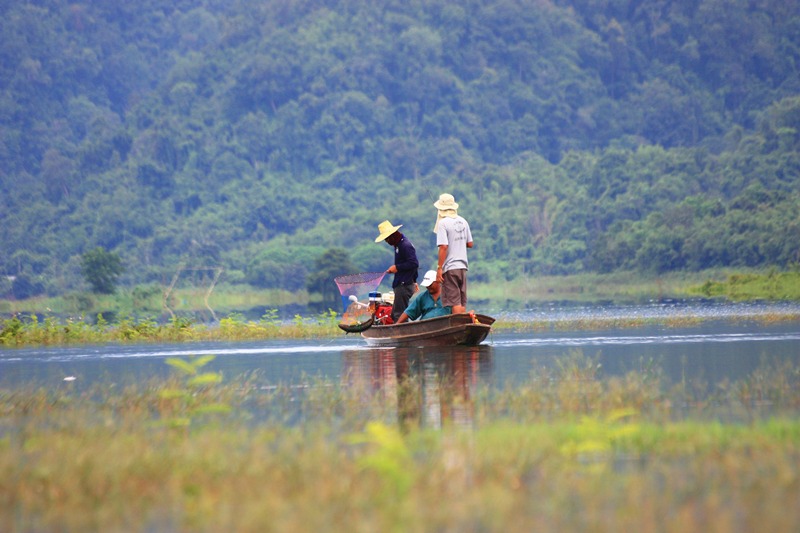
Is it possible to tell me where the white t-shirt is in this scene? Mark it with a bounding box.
[436,215,472,272]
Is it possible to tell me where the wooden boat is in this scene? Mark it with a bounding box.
[360,313,495,347]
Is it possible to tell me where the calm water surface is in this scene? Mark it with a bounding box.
[3,304,800,428]
[3,304,800,392]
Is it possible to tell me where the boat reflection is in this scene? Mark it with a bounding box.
[342,345,493,430]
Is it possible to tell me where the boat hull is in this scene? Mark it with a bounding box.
[361,313,495,347]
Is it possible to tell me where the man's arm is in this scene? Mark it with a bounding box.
[436,244,448,282]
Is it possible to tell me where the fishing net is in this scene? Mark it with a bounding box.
[334,271,387,307]
[334,271,387,332]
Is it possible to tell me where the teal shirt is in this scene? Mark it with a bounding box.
[404,290,451,321]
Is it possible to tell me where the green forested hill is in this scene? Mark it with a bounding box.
[2,0,799,299]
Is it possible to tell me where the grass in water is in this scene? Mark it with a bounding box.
[0,310,344,347]
[690,270,800,301]
[3,304,799,347]
[1,354,800,532]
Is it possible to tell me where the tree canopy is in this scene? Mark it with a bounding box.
[2,0,800,298]
[80,247,125,294]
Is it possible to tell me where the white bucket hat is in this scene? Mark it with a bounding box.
[433,193,459,211]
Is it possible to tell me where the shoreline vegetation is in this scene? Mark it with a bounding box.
[2,354,800,531]
[2,270,800,347]
[3,305,800,348]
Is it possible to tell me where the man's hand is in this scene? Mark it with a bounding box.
[387,265,398,273]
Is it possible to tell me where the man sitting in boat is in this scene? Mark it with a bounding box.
[395,270,452,323]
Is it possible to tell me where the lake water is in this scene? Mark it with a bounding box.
[3,304,800,391]
[3,303,800,428]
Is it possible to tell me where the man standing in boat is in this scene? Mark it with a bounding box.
[396,270,451,323]
[375,220,419,323]
[433,193,473,314]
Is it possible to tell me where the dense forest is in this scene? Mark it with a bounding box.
[2,0,800,300]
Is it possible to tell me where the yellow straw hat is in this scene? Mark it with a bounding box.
[375,220,403,242]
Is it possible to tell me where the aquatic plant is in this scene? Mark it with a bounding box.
[0,311,345,347]
[159,355,230,428]
[349,421,415,497]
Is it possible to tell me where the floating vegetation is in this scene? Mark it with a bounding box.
[0,311,343,347]
[3,302,800,347]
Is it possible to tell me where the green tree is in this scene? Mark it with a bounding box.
[81,247,124,294]
[306,248,357,310]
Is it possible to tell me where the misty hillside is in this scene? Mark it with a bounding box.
[2,0,799,299]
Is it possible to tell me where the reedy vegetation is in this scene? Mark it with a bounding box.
[0,310,344,346]
[1,354,799,532]
[3,303,800,347]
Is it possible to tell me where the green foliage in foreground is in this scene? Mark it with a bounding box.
[2,356,800,532]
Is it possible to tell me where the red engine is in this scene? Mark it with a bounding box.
[374,304,394,325]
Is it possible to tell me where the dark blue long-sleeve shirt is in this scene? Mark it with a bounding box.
[392,235,419,288]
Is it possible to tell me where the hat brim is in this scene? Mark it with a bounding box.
[374,224,402,242]
[434,200,459,210]
[420,273,437,287]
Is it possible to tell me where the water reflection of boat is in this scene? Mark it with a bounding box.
[360,313,496,347]
[342,346,493,429]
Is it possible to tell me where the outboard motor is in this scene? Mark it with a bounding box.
[369,291,394,325]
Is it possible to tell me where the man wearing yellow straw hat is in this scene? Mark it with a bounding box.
[433,193,473,314]
[375,220,419,322]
